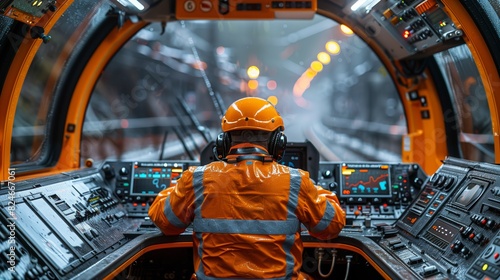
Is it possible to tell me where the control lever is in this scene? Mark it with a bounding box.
[102,163,115,179]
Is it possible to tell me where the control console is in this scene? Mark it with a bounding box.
[102,161,195,217]
[0,169,134,279]
[379,157,500,279]
[317,162,427,226]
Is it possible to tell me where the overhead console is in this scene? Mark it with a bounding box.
[343,0,464,60]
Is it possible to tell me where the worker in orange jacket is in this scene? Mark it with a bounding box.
[149,97,346,279]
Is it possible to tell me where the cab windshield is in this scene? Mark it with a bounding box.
[8,3,494,169]
[81,16,405,164]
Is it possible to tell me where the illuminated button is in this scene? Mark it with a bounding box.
[483,264,489,271]
[141,203,147,207]
[133,202,138,207]
[495,253,500,260]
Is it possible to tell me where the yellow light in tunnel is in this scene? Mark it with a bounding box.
[310,61,323,72]
[267,96,278,105]
[317,52,331,65]
[293,76,311,97]
[305,68,317,78]
[248,79,259,90]
[247,66,260,79]
[325,41,341,55]
[340,24,354,35]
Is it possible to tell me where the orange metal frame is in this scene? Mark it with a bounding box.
[0,0,74,181]
[441,0,500,162]
[58,20,147,171]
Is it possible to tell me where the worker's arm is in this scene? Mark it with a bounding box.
[297,174,346,240]
[148,167,196,235]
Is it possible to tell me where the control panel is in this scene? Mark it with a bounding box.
[0,169,137,280]
[174,0,317,20]
[344,0,463,60]
[101,161,195,217]
[379,157,500,280]
[12,154,500,280]
[317,162,426,226]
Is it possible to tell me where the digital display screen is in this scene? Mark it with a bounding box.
[131,162,186,196]
[427,218,460,244]
[453,179,487,209]
[340,164,391,197]
[278,150,305,169]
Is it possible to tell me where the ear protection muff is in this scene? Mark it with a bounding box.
[215,129,286,161]
[268,129,287,161]
[214,132,232,160]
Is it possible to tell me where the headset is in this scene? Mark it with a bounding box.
[214,128,287,162]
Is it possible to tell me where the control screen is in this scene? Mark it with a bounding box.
[131,162,186,196]
[279,150,306,169]
[340,163,391,197]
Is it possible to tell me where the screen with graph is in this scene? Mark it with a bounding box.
[131,162,186,196]
[340,163,392,197]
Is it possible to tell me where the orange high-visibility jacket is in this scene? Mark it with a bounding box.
[149,146,346,279]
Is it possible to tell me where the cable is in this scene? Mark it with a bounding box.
[317,248,336,278]
[344,255,353,280]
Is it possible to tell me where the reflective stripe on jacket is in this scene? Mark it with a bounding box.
[149,150,346,279]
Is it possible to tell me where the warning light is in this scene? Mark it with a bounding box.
[439,21,447,27]
[403,30,411,39]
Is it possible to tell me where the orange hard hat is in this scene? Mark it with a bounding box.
[221,97,284,132]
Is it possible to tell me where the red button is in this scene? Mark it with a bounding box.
[494,252,499,259]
